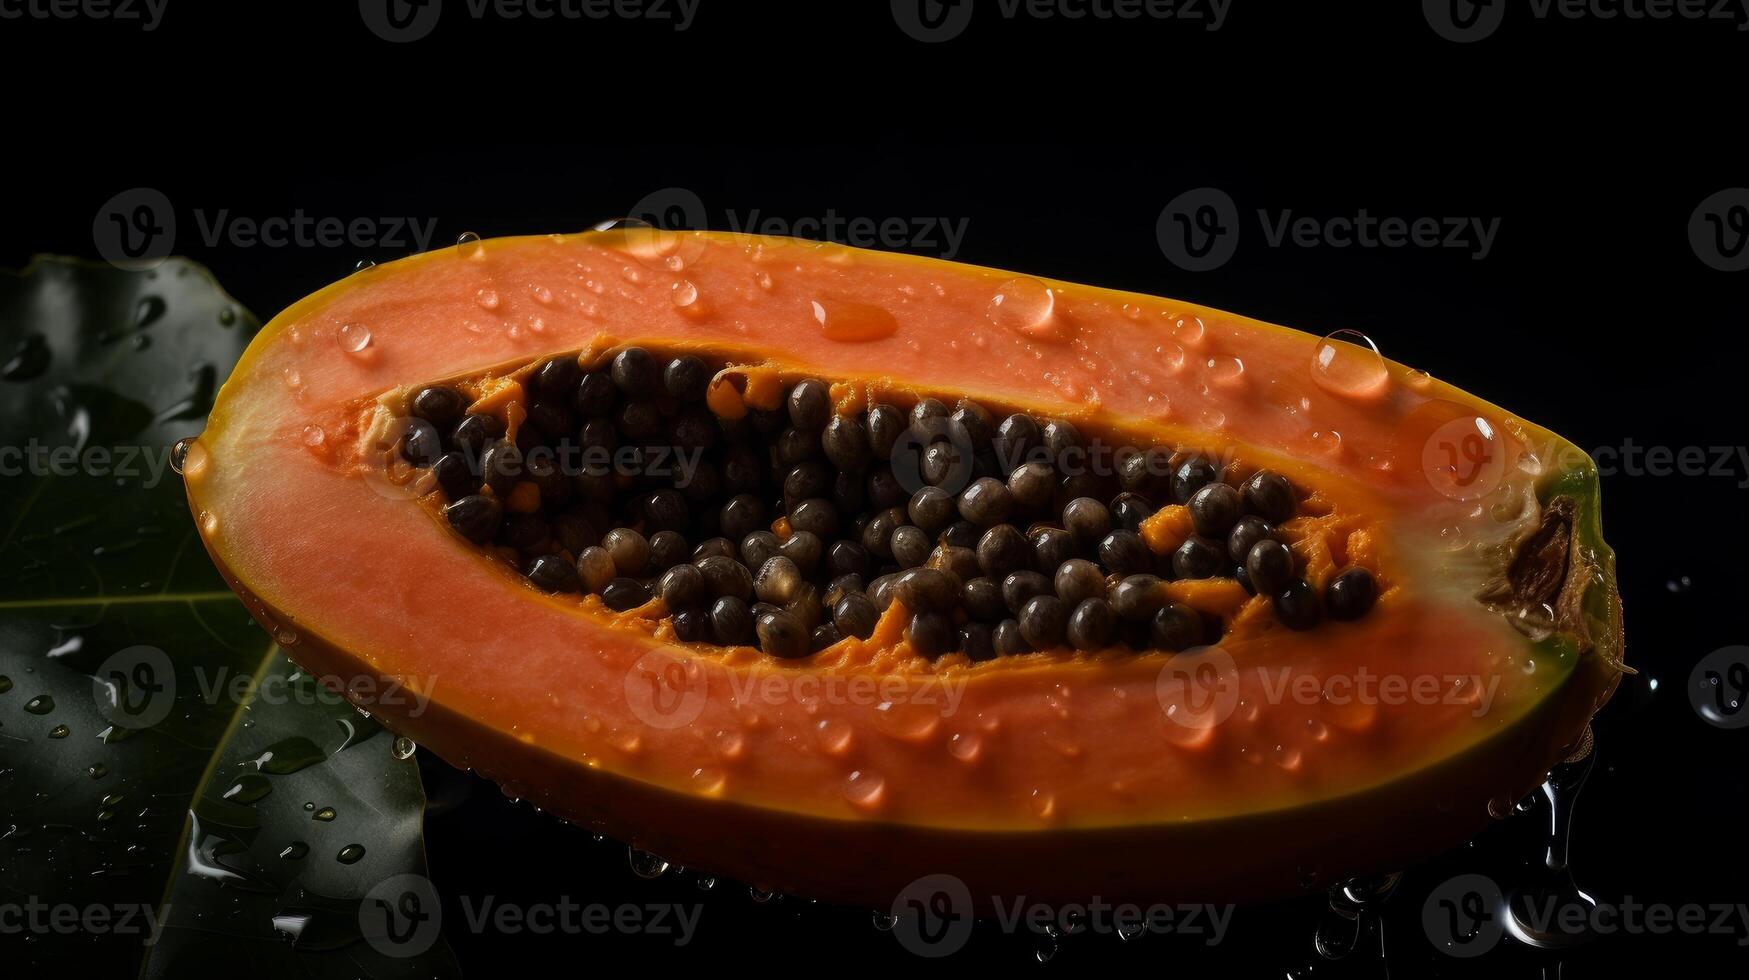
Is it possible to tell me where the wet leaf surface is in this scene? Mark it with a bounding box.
[0,257,450,976]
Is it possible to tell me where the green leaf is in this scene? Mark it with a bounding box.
[143,652,458,979]
[0,257,451,977]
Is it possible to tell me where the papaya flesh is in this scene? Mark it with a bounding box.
[185,230,1623,906]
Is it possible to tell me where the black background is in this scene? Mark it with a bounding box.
[6,0,1748,974]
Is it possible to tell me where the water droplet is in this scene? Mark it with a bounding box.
[24,695,54,715]
[1205,354,1245,385]
[48,724,70,739]
[199,511,218,535]
[224,774,273,804]
[690,766,726,794]
[1263,378,1311,416]
[274,628,299,647]
[811,297,898,342]
[1035,935,1059,963]
[313,806,337,822]
[1405,368,1432,389]
[807,718,854,757]
[696,876,717,891]
[1030,789,1057,820]
[301,425,325,448]
[671,279,699,308]
[170,438,193,474]
[218,306,238,327]
[1305,428,1344,456]
[754,270,774,291]
[1666,576,1692,593]
[475,287,500,311]
[628,848,670,879]
[748,885,777,903]
[336,322,372,353]
[872,911,898,931]
[0,675,11,693]
[986,277,1060,339]
[1172,313,1207,346]
[131,334,151,351]
[842,770,886,811]
[947,730,982,762]
[530,283,553,304]
[352,259,376,273]
[2,333,51,381]
[133,295,167,329]
[1311,329,1389,399]
[456,231,485,260]
[336,844,366,865]
[87,763,109,779]
[714,728,747,761]
[392,736,417,760]
[279,842,309,860]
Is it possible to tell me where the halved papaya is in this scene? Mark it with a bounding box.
[184,229,1623,906]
